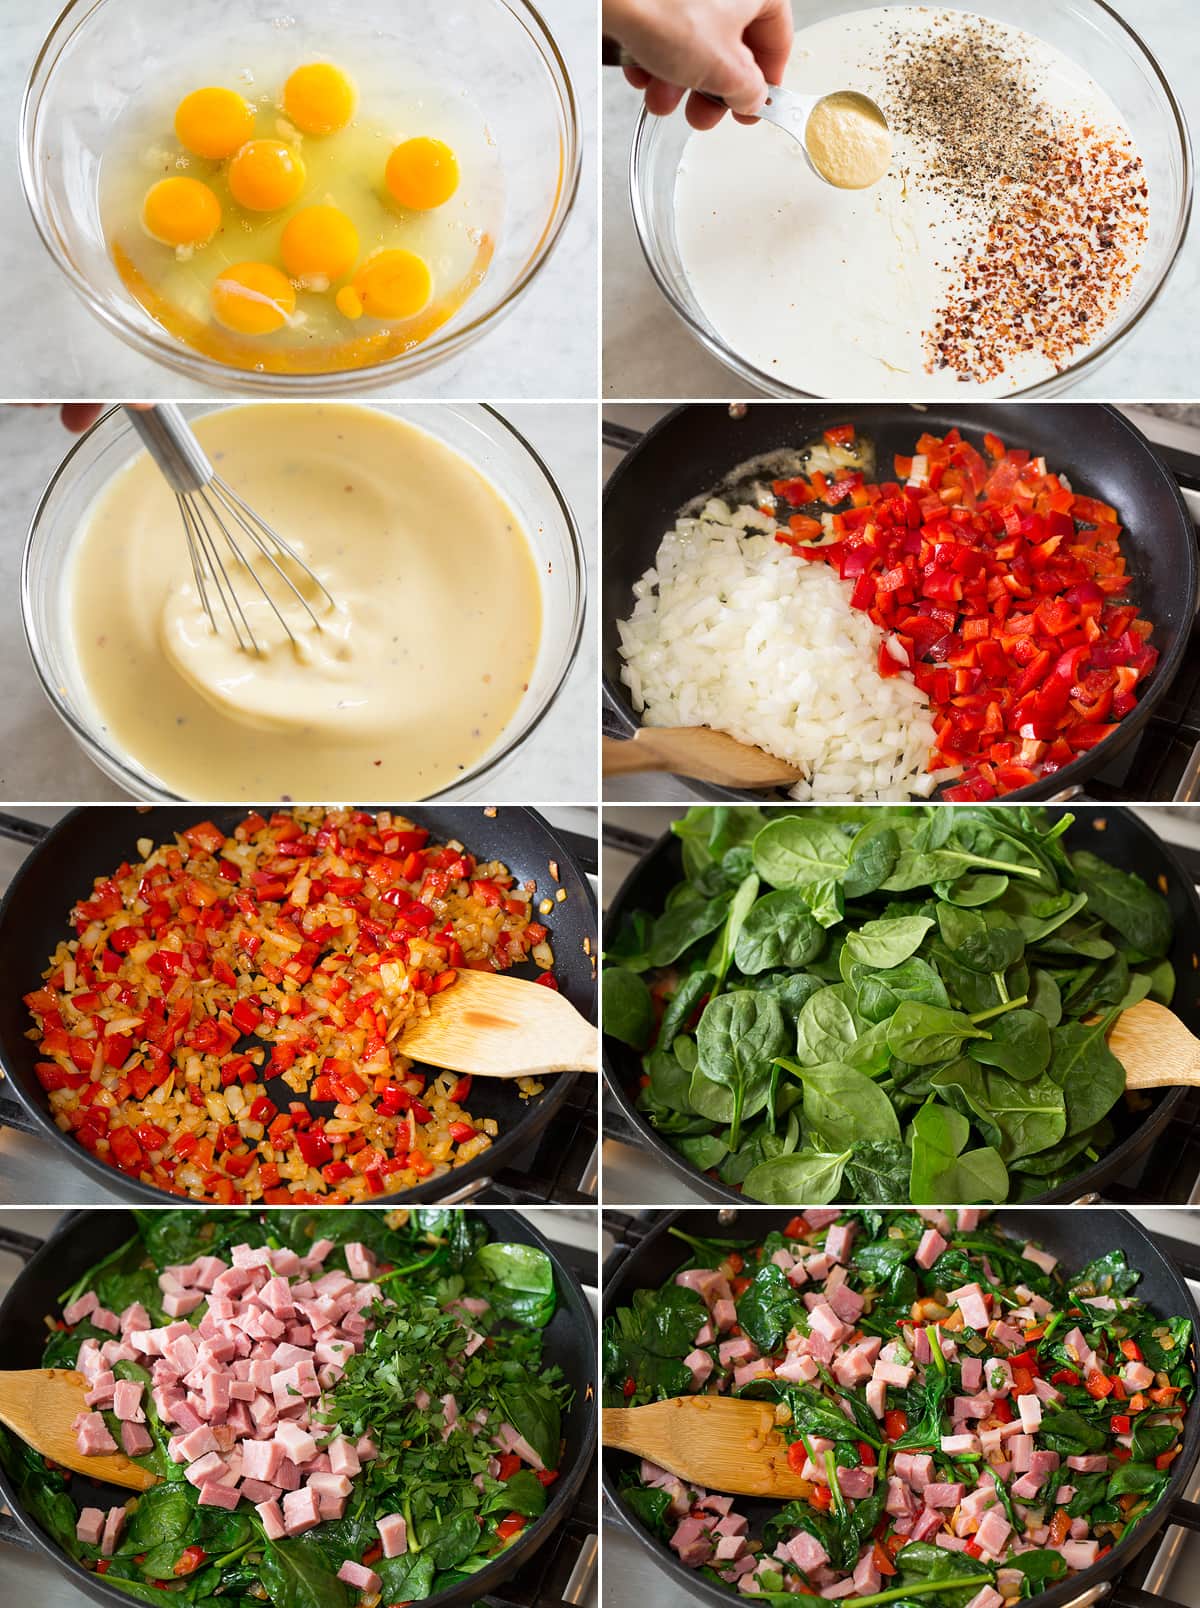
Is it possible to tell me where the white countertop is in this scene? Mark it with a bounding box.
[602,0,1200,400]
[0,0,597,400]
[0,401,598,803]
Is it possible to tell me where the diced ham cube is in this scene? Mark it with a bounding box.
[327,1436,361,1478]
[852,1550,881,1595]
[824,1223,855,1264]
[1124,1361,1155,1390]
[866,1378,886,1419]
[100,1506,126,1556]
[1058,1539,1100,1569]
[378,1511,408,1557]
[75,1412,117,1457]
[64,1292,99,1326]
[338,1559,382,1592]
[957,1210,982,1230]
[936,1533,969,1552]
[719,1337,756,1367]
[163,1290,204,1318]
[675,1269,731,1306]
[1067,1452,1109,1473]
[975,1508,1011,1555]
[1021,1244,1057,1275]
[685,1349,714,1389]
[964,1589,1004,1608]
[113,1380,145,1422]
[775,1352,819,1385]
[916,1229,947,1270]
[947,1283,989,1331]
[787,1530,829,1572]
[837,1467,874,1501]
[199,1479,241,1509]
[809,1304,848,1344]
[76,1508,105,1547]
[924,1483,966,1508]
[886,1477,918,1517]
[1009,1434,1034,1473]
[274,1421,318,1465]
[120,1421,153,1457]
[84,1370,115,1408]
[940,1433,979,1456]
[715,1534,747,1562]
[874,1360,914,1388]
[282,1486,322,1535]
[90,1307,120,1336]
[713,1298,738,1333]
[909,1507,945,1543]
[1010,1472,1044,1500]
[734,1360,773,1390]
[185,1451,226,1488]
[344,1243,376,1281]
[894,1453,934,1492]
[1017,1394,1042,1432]
[829,1284,864,1325]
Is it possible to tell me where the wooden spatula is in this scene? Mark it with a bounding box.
[602,1396,808,1498]
[0,1369,156,1492]
[603,729,802,789]
[397,968,598,1078]
[1109,998,1200,1088]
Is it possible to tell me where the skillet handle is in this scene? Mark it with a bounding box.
[0,813,50,849]
[1173,740,1200,803]
[602,420,645,454]
[0,1511,37,1552]
[0,1086,45,1140]
[1110,1588,1189,1608]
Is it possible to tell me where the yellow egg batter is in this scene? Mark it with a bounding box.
[100,59,502,375]
[70,406,543,800]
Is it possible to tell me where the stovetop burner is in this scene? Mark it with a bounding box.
[601,1213,1200,1608]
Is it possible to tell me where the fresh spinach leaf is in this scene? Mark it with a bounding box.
[734,890,825,975]
[602,968,655,1049]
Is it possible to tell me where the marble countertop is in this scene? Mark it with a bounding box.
[0,0,597,400]
[0,401,598,801]
[603,0,1200,400]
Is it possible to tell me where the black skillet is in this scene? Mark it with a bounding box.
[602,1207,1200,1608]
[603,804,1200,1205]
[0,1206,597,1608]
[0,806,597,1205]
[603,404,1199,802]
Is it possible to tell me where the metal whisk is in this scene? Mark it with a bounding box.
[125,403,335,655]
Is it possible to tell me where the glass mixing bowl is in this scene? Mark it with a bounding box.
[22,403,586,800]
[20,0,580,394]
[630,0,1192,398]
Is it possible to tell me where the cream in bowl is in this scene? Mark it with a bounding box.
[67,404,543,798]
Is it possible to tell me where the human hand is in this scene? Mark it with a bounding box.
[605,0,792,130]
[56,403,153,432]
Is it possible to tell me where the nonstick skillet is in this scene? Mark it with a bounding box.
[0,805,597,1205]
[602,1207,1200,1608]
[0,1206,597,1608]
[602,403,1199,802]
[602,805,1200,1205]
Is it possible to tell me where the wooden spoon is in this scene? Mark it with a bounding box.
[603,729,803,789]
[0,1369,155,1492]
[397,968,598,1078]
[1108,998,1200,1088]
[602,1396,807,1498]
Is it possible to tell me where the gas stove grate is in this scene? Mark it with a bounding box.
[601,1214,1200,1608]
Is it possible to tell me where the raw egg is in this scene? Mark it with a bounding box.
[211,263,298,334]
[280,205,359,281]
[284,63,356,135]
[352,250,433,319]
[228,139,307,211]
[142,177,222,248]
[385,137,460,210]
[174,87,256,160]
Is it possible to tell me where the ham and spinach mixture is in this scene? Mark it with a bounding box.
[605,1211,1194,1604]
[0,1210,569,1603]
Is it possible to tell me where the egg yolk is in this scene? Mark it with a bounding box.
[283,63,356,135]
[174,87,256,160]
[353,250,433,319]
[142,177,222,248]
[228,139,307,211]
[211,263,297,334]
[385,137,460,210]
[280,205,359,281]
